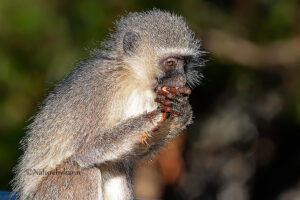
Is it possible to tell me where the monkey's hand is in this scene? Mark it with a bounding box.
[155,85,193,128]
[156,85,191,114]
[138,86,191,145]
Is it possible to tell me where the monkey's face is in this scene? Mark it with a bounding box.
[157,55,191,88]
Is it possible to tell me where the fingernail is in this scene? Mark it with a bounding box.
[162,86,168,91]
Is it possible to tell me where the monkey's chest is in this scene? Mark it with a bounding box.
[124,89,157,118]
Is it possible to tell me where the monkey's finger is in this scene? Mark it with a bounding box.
[157,89,181,100]
[138,132,151,145]
[163,86,191,96]
[171,111,180,117]
[159,105,172,113]
[178,87,191,95]
[156,89,174,99]
[162,105,180,117]
[156,94,168,100]
[160,85,191,96]
[154,98,172,106]
[148,111,169,131]
[161,86,182,97]
[157,112,168,124]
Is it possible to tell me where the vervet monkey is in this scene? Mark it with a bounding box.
[12,9,203,200]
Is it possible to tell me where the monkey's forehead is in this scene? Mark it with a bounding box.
[115,10,201,53]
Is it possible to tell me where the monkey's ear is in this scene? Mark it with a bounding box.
[123,31,140,55]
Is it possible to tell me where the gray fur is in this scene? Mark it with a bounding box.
[12,9,202,200]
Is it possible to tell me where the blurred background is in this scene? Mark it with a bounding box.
[1,0,300,199]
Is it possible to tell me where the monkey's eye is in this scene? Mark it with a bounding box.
[165,58,177,69]
[167,61,174,66]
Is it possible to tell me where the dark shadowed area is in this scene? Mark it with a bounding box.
[1,0,300,199]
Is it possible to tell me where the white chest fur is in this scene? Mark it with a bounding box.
[125,89,157,118]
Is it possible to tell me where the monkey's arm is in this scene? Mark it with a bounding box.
[72,86,192,168]
[72,110,164,168]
